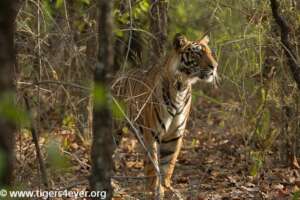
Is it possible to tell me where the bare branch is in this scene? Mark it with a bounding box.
[23,93,49,189]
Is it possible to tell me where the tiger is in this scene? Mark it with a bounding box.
[112,33,218,196]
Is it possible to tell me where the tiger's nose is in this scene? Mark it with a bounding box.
[208,65,213,69]
[208,64,218,69]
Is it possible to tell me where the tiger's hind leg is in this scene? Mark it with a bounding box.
[160,133,184,188]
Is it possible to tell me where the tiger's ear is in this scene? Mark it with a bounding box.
[199,35,209,45]
[173,33,188,50]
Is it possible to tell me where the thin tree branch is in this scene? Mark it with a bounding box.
[111,96,161,179]
[122,0,133,72]
[18,80,90,91]
[23,93,49,189]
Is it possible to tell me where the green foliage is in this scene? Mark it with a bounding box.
[0,92,29,127]
[55,0,64,9]
[42,1,54,17]
[114,0,149,24]
[249,151,264,177]
[80,0,90,5]
[255,108,270,142]
[40,0,91,31]
[46,139,71,171]
[112,99,125,120]
[94,84,125,120]
[53,0,91,9]
[15,0,300,190]
[62,114,76,130]
[93,84,108,109]
[293,190,300,200]
[113,0,150,47]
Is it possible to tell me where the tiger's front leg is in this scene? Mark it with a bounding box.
[143,130,164,196]
[160,128,184,188]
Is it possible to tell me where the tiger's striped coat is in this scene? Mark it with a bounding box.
[112,33,218,196]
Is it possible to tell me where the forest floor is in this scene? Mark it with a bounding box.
[15,98,300,200]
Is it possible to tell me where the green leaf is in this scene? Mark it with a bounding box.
[55,0,64,9]
[112,99,125,120]
[42,1,53,18]
[63,114,76,129]
[93,84,108,109]
[139,1,149,12]
[261,109,270,136]
[79,0,90,5]
[0,92,29,127]
[256,108,270,140]
[249,151,264,177]
[46,139,70,171]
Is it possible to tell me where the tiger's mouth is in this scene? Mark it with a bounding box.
[198,68,219,86]
[179,66,219,86]
[198,68,215,80]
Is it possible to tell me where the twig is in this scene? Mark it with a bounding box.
[63,0,72,32]
[23,93,49,189]
[112,96,161,194]
[116,28,157,40]
[214,0,250,17]
[36,0,46,191]
[111,74,155,122]
[18,80,90,91]
[62,150,91,169]
[122,0,133,72]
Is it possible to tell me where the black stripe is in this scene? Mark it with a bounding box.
[167,109,175,117]
[173,119,186,133]
[161,135,183,144]
[165,83,178,111]
[161,113,188,144]
[183,89,191,102]
[184,91,191,104]
[162,87,170,106]
[160,157,171,165]
[176,95,191,115]
[139,126,144,135]
[154,107,166,131]
[185,60,193,66]
[160,149,174,157]
[179,67,191,75]
[151,131,160,143]
[163,89,176,117]
[176,106,185,116]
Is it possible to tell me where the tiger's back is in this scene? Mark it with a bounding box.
[112,66,162,125]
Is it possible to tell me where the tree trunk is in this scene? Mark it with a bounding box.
[89,0,114,199]
[270,0,300,89]
[0,0,18,187]
[149,0,168,62]
[270,0,300,166]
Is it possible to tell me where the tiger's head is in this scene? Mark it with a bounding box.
[173,33,219,85]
